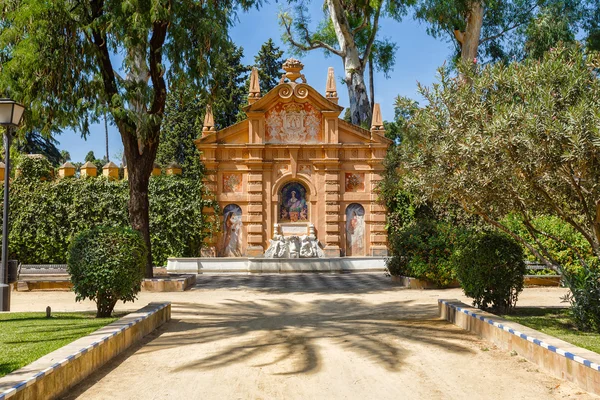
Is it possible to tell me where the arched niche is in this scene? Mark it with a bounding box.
[218,204,243,257]
[278,181,310,223]
[345,203,365,256]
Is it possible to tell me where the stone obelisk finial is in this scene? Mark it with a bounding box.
[370,103,385,138]
[248,67,261,104]
[202,104,215,136]
[325,67,338,104]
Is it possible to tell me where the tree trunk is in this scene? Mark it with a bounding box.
[327,0,372,126]
[345,64,372,126]
[122,130,158,279]
[460,1,484,62]
[369,56,375,114]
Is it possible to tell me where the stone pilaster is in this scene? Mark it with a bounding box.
[201,160,219,257]
[369,173,388,256]
[246,170,264,256]
[324,171,341,257]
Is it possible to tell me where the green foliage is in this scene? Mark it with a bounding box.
[561,266,600,332]
[83,150,106,172]
[209,42,251,128]
[253,38,285,94]
[414,0,588,63]
[455,232,526,313]
[68,226,146,317]
[15,155,53,181]
[0,0,257,276]
[156,88,205,179]
[148,175,219,266]
[503,214,596,274]
[0,312,118,377]
[11,131,63,167]
[387,220,469,287]
[3,175,217,266]
[502,308,600,354]
[398,45,600,268]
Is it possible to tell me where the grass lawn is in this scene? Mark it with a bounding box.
[502,308,600,354]
[0,312,120,378]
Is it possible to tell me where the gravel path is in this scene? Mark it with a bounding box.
[9,274,597,400]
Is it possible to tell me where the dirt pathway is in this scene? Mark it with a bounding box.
[10,275,597,400]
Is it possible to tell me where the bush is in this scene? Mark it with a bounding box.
[503,213,595,274]
[1,174,218,265]
[455,232,525,313]
[67,226,147,317]
[561,266,600,332]
[386,220,468,287]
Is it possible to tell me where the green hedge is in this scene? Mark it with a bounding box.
[386,220,471,287]
[1,173,218,266]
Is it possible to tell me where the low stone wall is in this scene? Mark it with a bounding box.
[0,302,171,400]
[390,276,460,289]
[141,274,196,292]
[439,299,600,396]
[15,275,196,292]
[166,257,387,273]
[523,275,561,287]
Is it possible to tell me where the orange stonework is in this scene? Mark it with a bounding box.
[195,60,391,257]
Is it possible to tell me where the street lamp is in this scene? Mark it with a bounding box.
[0,98,25,312]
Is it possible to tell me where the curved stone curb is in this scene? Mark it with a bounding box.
[439,299,600,395]
[0,302,171,400]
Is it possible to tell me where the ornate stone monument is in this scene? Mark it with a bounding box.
[195,58,391,259]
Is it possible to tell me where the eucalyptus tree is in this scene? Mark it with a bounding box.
[0,0,256,277]
[280,0,412,125]
[397,46,600,271]
[414,0,589,63]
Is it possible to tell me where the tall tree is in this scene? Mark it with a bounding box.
[13,131,63,167]
[157,41,251,176]
[254,38,285,94]
[0,0,255,278]
[280,0,410,125]
[156,88,204,179]
[210,42,251,128]
[395,46,600,270]
[414,0,590,64]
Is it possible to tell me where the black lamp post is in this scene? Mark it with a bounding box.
[0,98,25,312]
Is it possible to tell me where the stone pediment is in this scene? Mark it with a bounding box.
[196,59,391,147]
[243,82,343,114]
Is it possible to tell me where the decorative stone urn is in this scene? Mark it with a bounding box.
[281,58,306,83]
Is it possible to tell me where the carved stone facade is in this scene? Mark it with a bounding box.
[196,59,391,257]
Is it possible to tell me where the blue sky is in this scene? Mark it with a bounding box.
[59,3,452,164]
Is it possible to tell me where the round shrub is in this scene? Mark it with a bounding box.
[386,220,467,287]
[67,226,147,317]
[455,232,525,313]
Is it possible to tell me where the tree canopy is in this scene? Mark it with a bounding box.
[280,0,413,125]
[395,45,600,270]
[0,0,257,277]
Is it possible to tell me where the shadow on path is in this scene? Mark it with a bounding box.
[191,273,403,295]
[132,298,475,375]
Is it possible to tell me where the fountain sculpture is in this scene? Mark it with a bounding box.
[264,223,325,258]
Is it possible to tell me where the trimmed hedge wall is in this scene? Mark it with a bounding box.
[1,172,218,266]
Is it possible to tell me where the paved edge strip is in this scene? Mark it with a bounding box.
[439,299,600,395]
[0,302,171,400]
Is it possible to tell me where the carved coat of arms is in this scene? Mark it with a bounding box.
[266,103,321,143]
